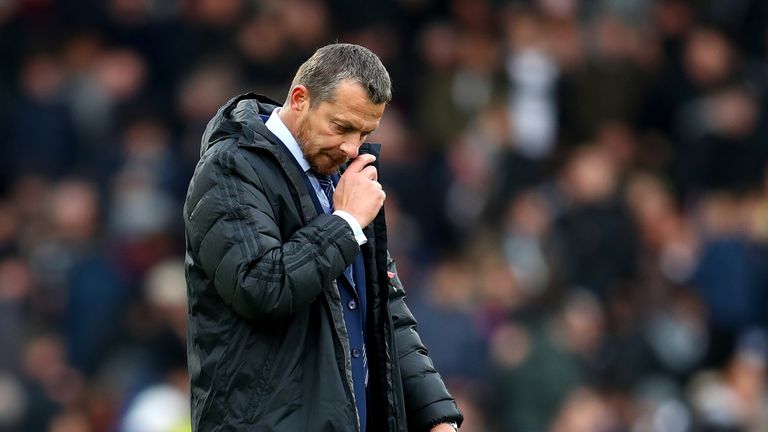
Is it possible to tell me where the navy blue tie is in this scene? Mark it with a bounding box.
[317,174,356,289]
[316,175,334,208]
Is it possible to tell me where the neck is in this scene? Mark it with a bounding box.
[278,105,299,137]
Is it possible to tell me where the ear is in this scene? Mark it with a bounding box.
[287,85,310,115]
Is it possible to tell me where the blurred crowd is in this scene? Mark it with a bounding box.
[1,0,768,431]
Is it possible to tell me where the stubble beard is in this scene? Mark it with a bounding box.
[296,117,347,176]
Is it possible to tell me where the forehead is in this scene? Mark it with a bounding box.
[319,80,386,126]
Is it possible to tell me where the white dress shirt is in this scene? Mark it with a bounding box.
[265,108,367,246]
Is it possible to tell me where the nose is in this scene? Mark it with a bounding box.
[340,140,360,159]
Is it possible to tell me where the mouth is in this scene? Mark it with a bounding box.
[326,152,348,167]
[310,153,348,175]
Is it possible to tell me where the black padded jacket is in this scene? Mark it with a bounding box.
[183,93,463,431]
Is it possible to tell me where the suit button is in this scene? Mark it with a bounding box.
[348,300,357,310]
[352,348,361,358]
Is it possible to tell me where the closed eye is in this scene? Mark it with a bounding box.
[333,122,353,134]
[332,120,375,139]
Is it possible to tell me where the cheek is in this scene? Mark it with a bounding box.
[315,132,343,151]
[306,137,338,159]
[302,119,344,156]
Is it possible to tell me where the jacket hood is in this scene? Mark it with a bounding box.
[200,93,282,156]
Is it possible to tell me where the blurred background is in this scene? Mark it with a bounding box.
[1,0,768,431]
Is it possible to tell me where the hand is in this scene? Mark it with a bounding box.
[430,424,457,432]
[334,154,385,228]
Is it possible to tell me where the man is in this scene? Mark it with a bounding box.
[184,43,463,431]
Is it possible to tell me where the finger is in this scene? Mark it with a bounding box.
[361,166,378,181]
[346,154,376,173]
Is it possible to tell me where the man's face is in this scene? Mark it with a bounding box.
[295,80,386,175]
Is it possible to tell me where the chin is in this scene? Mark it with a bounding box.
[313,164,340,176]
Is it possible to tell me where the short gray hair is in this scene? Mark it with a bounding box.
[288,43,392,106]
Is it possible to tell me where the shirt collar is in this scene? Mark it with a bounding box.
[265,107,311,172]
